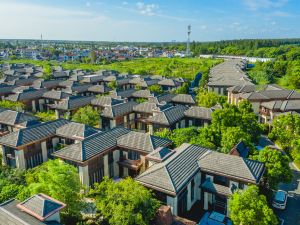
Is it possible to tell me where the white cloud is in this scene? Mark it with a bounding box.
[86,1,91,7]
[242,0,289,11]
[136,2,158,16]
[122,1,128,5]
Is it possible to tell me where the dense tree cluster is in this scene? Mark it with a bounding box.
[0,100,25,111]
[72,106,99,127]
[89,177,160,225]
[229,185,277,225]
[155,100,261,153]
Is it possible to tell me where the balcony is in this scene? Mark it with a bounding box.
[259,109,270,116]
[118,156,142,170]
[0,128,10,137]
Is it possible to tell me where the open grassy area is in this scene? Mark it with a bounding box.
[1,58,222,81]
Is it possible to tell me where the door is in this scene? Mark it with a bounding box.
[178,189,188,216]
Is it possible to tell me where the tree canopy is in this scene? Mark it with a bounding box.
[89,177,160,225]
[229,185,277,225]
[148,84,163,95]
[252,147,292,190]
[18,160,83,222]
[72,106,99,127]
[197,90,226,108]
[0,100,25,111]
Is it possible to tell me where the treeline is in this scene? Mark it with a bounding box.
[166,39,300,59]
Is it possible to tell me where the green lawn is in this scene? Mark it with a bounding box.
[1,58,221,81]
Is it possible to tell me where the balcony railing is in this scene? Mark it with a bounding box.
[118,156,142,170]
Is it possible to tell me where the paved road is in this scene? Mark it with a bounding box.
[276,163,300,225]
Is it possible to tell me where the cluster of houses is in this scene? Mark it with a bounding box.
[0,43,186,62]
[0,59,297,224]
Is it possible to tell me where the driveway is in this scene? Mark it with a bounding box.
[276,163,300,225]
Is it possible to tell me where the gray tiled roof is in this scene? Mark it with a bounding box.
[0,199,60,225]
[201,179,232,196]
[261,100,300,112]
[62,84,92,94]
[184,106,213,120]
[5,89,47,101]
[0,110,38,126]
[49,96,94,110]
[88,85,112,94]
[32,80,61,89]
[43,90,72,100]
[136,144,210,195]
[133,102,159,113]
[198,151,265,184]
[18,194,65,219]
[117,131,172,153]
[56,122,100,139]
[82,75,104,83]
[148,93,176,104]
[132,90,153,98]
[148,105,187,126]
[91,96,124,107]
[101,101,138,118]
[0,84,15,95]
[53,127,130,162]
[0,119,70,147]
[172,94,196,104]
[110,89,136,99]
[158,79,181,87]
[146,147,175,162]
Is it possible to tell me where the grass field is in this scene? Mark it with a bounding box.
[1,58,222,81]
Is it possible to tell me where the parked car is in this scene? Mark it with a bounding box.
[198,211,233,225]
[272,190,288,210]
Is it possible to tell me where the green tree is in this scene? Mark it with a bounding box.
[197,90,226,108]
[229,186,277,225]
[0,100,25,111]
[252,147,292,190]
[268,113,300,150]
[35,110,56,122]
[148,84,163,95]
[89,50,97,63]
[107,80,117,90]
[220,127,251,154]
[72,106,99,127]
[19,160,83,223]
[174,83,189,94]
[90,177,160,225]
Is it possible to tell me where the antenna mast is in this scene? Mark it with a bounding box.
[186,25,191,57]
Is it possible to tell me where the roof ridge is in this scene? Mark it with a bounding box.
[242,158,259,181]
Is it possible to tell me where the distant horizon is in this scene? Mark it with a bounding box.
[1,0,300,41]
[1,37,300,44]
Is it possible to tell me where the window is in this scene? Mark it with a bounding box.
[214,175,228,186]
[238,182,244,189]
[191,179,195,201]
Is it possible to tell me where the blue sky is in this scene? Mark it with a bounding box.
[0,0,299,42]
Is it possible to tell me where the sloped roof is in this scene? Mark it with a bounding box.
[17,193,66,221]
[50,96,94,110]
[198,151,265,184]
[88,85,112,94]
[133,102,159,113]
[91,96,124,107]
[0,119,70,147]
[132,90,153,98]
[42,90,72,100]
[136,144,210,195]
[158,79,181,87]
[146,147,175,163]
[172,94,196,104]
[56,122,100,139]
[5,89,47,101]
[0,110,38,126]
[53,127,130,162]
[148,105,187,126]
[184,106,213,120]
[117,131,172,153]
[101,101,138,118]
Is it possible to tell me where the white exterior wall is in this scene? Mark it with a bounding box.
[113,150,120,178]
[14,150,26,169]
[167,196,178,216]
[52,137,59,149]
[32,100,37,112]
[110,119,116,129]
[79,165,89,187]
[104,154,109,177]
[1,145,5,166]
[41,141,48,162]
